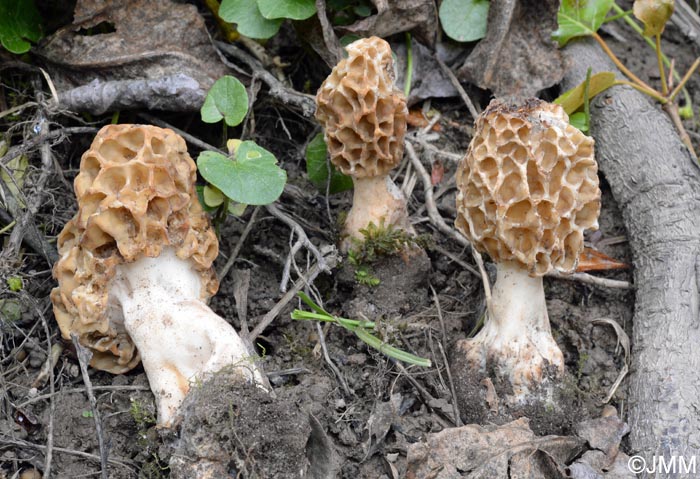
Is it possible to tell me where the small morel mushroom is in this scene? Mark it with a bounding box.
[51,125,263,427]
[454,98,601,400]
[316,36,412,251]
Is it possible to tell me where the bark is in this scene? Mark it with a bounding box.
[561,39,700,465]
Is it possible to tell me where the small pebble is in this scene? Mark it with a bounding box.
[334,398,346,409]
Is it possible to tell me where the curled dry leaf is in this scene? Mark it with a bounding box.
[634,0,675,36]
[35,0,227,113]
[576,247,629,272]
[455,0,566,97]
[406,418,582,478]
[338,0,439,46]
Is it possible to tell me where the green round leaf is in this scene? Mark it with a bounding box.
[197,142,287,205]
[439,0,489,43]
[0,0,42,54]
[201,76,249,127]
[203,185,225,207]
[633,0,674,36]
[219,0,282,39]
[257,0,316,20]
[305,133,353,194]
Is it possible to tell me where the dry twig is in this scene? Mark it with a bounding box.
[70,335,109,479]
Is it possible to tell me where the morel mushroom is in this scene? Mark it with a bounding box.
[316,36,412,250]
[454,99,600,398]
[51,124,263,426]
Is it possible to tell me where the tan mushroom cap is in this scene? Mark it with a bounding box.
[315,36,408,178]
[456,98,601,276]
[51,125,219,373]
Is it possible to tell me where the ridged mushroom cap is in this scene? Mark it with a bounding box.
[455,98,601,276]
[51,124,218,373]
[315,36,408,178]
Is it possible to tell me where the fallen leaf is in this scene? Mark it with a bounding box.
[576,247,629,272]
[339,0,439,47]
[455,0,566,97]
[406,418,583,479]
[36,0,227,113]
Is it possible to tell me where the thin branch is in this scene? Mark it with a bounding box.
[218,206,261,280]
[215,41,317,117]
[248,250,338,342]
[434,57,479,119]
[71,335,109,479]
[0,436,135,470]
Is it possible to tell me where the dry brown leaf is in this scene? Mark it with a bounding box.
[339,0,438,46]
[455,0,566,97]
[36,0,228,113]
[576,247,629,272]
[406,418,583,479]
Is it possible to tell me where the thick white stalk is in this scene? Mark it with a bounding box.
[463,262,564,398]
[342,174,414,251]
[110,248,264,427]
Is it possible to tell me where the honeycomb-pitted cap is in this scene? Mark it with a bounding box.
[455,98,600,276]
[50,124,219,373]
[315,36,407,178]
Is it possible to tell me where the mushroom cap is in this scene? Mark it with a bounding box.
[455,98,601,276]
[51,125,219,373]
[315,36,407,178]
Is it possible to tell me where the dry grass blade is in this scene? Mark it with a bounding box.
[591,318,630,404]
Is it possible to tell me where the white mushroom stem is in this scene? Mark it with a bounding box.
[109,248,264,427]
[459,261,564,399]
[342,174,414,252]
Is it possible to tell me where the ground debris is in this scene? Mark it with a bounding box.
[35,0,227,113]
[406,411,634,479]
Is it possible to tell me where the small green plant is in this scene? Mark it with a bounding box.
[348,220,431,266]
[198,75,287,227]
[553,0,698,159]
[6,276,22,292]
[439,0,490,43]
[130,398,157,428]
[81,410,94,419]
[291,292,431,367]
[353,265,380,287]
[0,0,42,54]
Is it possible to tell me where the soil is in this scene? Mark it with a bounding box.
[3,1,699,478]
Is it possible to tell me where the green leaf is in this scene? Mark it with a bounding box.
[305,133,353,194]
[201,76,249,127]
[570,111,589,132]
[439,0,489,43]
[203,185,225,207]
[0,0,42,54]
[552,0,614,47]
[228,202,247,216]
[554,71,616,114]
[196,185,217,213]
[197,142,287,205]
[257,0,316,20]
[219,0,283,39]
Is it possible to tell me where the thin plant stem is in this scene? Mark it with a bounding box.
[669,57,700,102]
[656,34,668,95]
[593,32,659,96]
[404,32,413,98]
[611,3,693,109]
[613,80,667,103]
